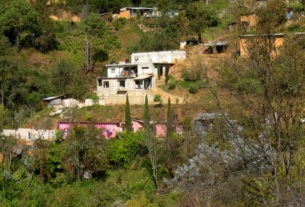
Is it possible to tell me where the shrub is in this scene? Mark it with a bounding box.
[86,93,99,104]
[108,132,145,167]
[168,83,176,90]
[113,18,127,31]
[154,95,162,102]
[181,69,202,81]
[189,86,199,94]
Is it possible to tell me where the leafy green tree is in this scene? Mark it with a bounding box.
[0,35,11,56]
[82,13,111,74]
[0,57,26,109]
[31,139,64,181]
[185,1,218,43]
[109,132,145,167]
[0,105,10,130]
[0,0,39,50]
[51,59,86,98]
[0,135,17,170]
[125,95,132,132]
[255,0,287,34]
[32,0,58,53]
[63,126,109,180]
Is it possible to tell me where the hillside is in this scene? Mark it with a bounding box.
[1,0,305,207]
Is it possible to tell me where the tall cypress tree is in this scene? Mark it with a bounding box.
[144,95,150,131]
[167,97,173,137]
[125,95,132,132]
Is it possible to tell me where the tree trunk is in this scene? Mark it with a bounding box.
[198,33,202,43]
[16,33,20,51]
[1,86,4,106]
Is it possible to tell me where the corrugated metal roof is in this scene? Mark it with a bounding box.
[42,96,63,101]
[240,32,305,38]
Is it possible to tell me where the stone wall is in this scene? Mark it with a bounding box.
[2,129,56,142]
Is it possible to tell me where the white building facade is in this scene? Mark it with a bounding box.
[96,50,186,104]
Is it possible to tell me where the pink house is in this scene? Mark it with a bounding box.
[58,120,183,139]
[58,122,123,139]
[155,123,183,138]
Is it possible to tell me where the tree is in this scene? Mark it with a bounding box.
[143,96,159,190]
[0,0,39,50]
[167,98,173,137]
[32,0,58,53]
[255,0,287,34]
[185,1,218,43]
[125,95,132,132]
[63,126,109,180]
[202,32,305,206]
[31,139,64,181]
[0,135,17,170]
[0,57,27,110]
[144,95,150,131]
[0,105,10,130]
[51,59,86,98]
[108,132,145,167]
[82,13,108,74]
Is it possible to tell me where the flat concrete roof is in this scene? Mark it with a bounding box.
[105,63,137,67]
[204,41,230,46]
[97,77,134,80]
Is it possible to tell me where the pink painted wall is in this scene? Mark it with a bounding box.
[58,122,120,139]
[132,121,144,132]
[155,124,167,138]
[155,124,183,138]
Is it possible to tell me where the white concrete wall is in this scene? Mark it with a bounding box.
[97,78,135,97]
[2,129,56,141]
[107,66,124,78]
[137,63,155,76]
[131,50,186,64]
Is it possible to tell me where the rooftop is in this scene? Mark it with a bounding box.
[204,41,230,47]
[105,63,137,68]
[240,32,305,38]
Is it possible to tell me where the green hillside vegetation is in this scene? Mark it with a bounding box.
[1,0,305,206]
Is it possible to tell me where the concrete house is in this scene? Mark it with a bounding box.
[118,7,154,18]
[42,96,65,108]
[239,32,305,57]
[96,51,186,104]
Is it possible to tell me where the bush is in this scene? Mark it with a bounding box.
[168,83,176,90]
[189,86,199,94]
[154,95,162,102]
[113,18,127,31]
[86,93,99,104]
[108,132,145,167]
[181,69,202,81]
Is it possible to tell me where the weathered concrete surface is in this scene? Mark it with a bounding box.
[2,129,56,141]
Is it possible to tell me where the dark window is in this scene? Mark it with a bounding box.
[120,80,125,87]
[103,81,109,88]
[98,79,103,86]
[142,67,149,69]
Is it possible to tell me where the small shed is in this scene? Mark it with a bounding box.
[42,96,65,108]
[194,113,218,135]
[204,41,229,54]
